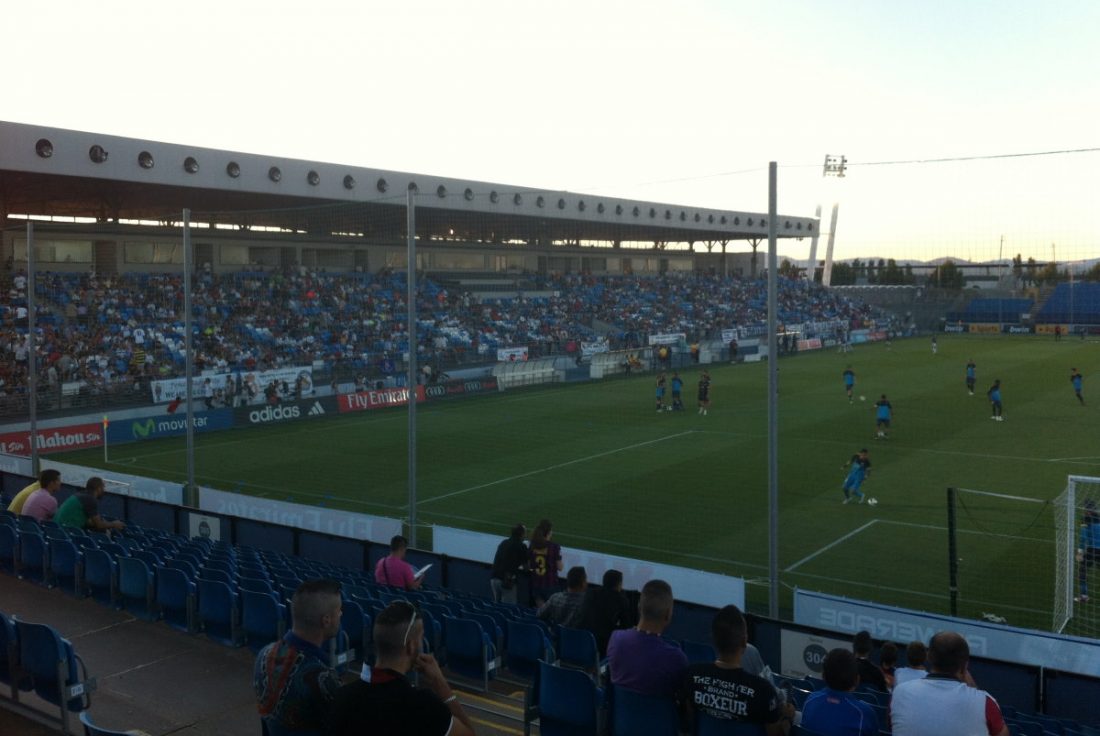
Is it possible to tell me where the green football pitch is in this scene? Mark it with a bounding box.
[56,334,1100,633]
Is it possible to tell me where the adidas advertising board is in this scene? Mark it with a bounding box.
[235,397,338,426]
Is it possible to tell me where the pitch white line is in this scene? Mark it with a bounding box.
[785,520,879,572]
[421,430,698,505]
[878,519,1054,545]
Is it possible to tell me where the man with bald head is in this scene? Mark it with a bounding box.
[890,631,1008,736]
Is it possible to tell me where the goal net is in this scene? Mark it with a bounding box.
[1053,475,1100,636]
[948,487,1056,632]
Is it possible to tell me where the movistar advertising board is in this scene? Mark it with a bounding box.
[106,409,234,444]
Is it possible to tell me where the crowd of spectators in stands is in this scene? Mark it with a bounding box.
[0,267,877,415]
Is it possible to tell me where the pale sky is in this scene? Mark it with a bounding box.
[3,0,1099,263]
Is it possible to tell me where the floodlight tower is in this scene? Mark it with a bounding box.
[820,154,846,286]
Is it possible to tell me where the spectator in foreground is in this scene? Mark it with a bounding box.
[21,473,62,522]
[7,468,58,514]
[326,601,475,736]
[879,641,899,690]
[55,477,125,532]
[254,580,343,735]
[607,579,688,697]
[538,565,587,628]
[890,631,1009,736]
[489,523,527,604]
[800,648,880,736]
[374,535,422,590]
[853,630,888,692]
[577,568,633,657]
[682,604,795,735]
[894,640,929,687]
[528,519,563,606]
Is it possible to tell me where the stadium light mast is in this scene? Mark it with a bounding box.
[821,155,846,287]
[406,189,419,547]
[767,162,779,619]
[26,222,39,475]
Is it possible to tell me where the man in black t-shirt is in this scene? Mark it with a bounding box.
[490,523,528,604]
[327,601,475,736]
[853,630,889,692]
[577,569,633,657]
[682,604,794,735]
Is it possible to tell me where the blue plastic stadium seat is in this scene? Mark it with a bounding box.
[526,659,603,736]
[117,557,156,620]
[16,620,94,734]
[443,616,497,692]
[18,532,49,584]
[48,539,83,595]
[81,548,117,606]
[197,578,240,646]
[610,683,678,736]
[241,590,287,653]
[156,566,197,633]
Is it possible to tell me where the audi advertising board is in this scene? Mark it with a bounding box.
[106,409,234,444]
[235,397,338,426]
[0,423,104,456]
[338,386,426,413]
[422,377,500,401]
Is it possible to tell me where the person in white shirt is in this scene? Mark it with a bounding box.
[894,640,929,687]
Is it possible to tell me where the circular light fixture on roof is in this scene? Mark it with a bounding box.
[664,209,671,220]
[796,223,802,230]
[808,223,814,232]
[557,198,566,210]
[694,213,701,222]
[408,182,419,193]
[345,175,357,190]
[89,145,109,164]
[615,204,623,215]
[464,188,474,201]
[268,166,282,182]
[307,170,320,186]
[536,196,545,208]
[680,212,687,221]
[513,193,523,205]
[649,207,656,218]
[579,200,587,212]
[747,218,754,226]
[138,151,154,169]
[708,214,714,224]
[632,206,640,217]
[226,161,241,178]
[597,203,605,214]
[490,191,499,203]
[436,185,447,198]
[183,156,199,174]
[35,139,53,158]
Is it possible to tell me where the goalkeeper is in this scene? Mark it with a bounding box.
[1077,502,1100,603]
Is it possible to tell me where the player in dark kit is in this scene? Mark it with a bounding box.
[966,359,976,396]
[874,395,892,439]
[697,371,711,416]
[1071,368,1084,405]
[843,366,856,403]
[655,373,667,413]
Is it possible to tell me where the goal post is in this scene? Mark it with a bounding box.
[1053,475,1100,635]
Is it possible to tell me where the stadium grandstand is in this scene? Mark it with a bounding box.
[3,121,1100,735]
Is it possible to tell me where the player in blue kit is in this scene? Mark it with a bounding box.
[655,373,667,413]
[987,379,1004,421]
[874,394,892,439]
[841,449,875,505]
[965,359,976,396]
[843,366,856,403]
[1071,368,1084,405]
[670,372,684,411]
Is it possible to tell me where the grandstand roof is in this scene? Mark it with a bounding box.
[0,121,816,247]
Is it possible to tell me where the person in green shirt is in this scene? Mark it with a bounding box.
[7,469,59,514]
[55,477,125,532]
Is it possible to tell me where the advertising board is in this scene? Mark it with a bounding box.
[106,410,234,444]
[496,347,529,362]
[151,366,313,404]
[0,423,103,456]
[200,487,401,542]
[234,397,338,426]
[422,378,499,401]
[338,386,425,413]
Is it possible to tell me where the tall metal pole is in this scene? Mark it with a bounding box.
[822,203,840,286]
[947,487,959,617]
[767,162,780,619]
[406,190,419,547]
[27,223,40,475]
[807,204,822,280]
[183,210,196,505]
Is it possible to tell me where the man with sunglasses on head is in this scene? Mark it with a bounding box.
[327,601,476,735]
[255,579,343,736]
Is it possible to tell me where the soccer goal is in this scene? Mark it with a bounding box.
[1053,475,1100,636]
[946,487,1057,632]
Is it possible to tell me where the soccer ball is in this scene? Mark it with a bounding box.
[859,395,866,401]
[867,497,878,506]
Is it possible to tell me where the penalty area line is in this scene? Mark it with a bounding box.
[784,520,879,573]
[421,430,697,506]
